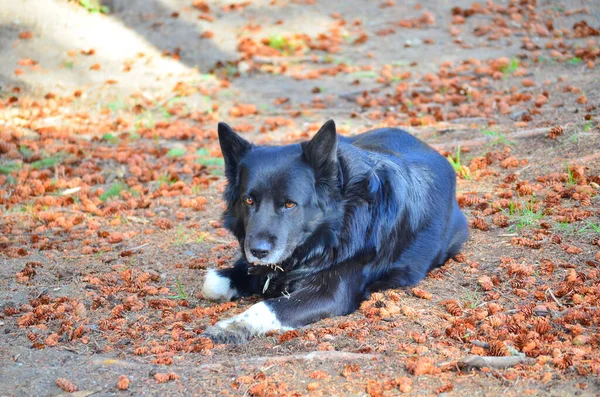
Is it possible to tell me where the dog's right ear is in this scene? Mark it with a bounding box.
[218,122,251,179]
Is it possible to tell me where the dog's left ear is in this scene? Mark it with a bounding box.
[302,120,338,181]
[218,122,251,180]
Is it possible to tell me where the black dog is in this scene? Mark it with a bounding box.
[202,120,468,343]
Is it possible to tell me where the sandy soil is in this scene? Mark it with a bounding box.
[1,0,599,396]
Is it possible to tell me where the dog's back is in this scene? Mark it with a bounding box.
[335,127,468,290]
[346,127,436,154]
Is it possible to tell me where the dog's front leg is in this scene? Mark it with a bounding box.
[203,269,364,343]
[202,258,267,301]
[202,300,291,343]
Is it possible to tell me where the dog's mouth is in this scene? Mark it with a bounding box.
[251,262,285,272]
[244,245,291,271]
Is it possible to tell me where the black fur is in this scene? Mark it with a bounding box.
[206,120,469,342]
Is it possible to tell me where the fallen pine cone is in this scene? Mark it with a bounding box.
[493,213,509,228]
[478,275,493,291]
[472,217,490,231]
[443,300,463,316]
[117,375,130,390]
[154,372,180,383]
[56,378,78,393]
[548,126,563,139]
[411,287,432,300]
[488,340,510,356]
[406,357,439,375]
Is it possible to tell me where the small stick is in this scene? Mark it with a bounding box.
[128,242,149,252]
[459,355,533,369]
[252,55,323,64]
[471,340,490,349]
[545,288,565,308]
[150,93,179,111]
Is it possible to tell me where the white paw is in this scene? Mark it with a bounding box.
[202,269,237,301]
[204,302,291,343]
[218,301,290,334]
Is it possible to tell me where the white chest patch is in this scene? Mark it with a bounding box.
[202,269,238,301]
[216,301,291,335]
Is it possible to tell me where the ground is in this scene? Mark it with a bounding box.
[1,0,599,396]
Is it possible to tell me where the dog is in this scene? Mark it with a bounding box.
[202,120,469,343]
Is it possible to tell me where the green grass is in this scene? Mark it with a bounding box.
[506,198,545,231]
[19,145,33,158]
[583,121,592,132]
[174,224,188,246]
[501,58,520,76]
[0,162,22,175]
[156,174,178,188]
[76,0,109,14]
[481,129,512,146]
[158,106,174,120]
[106,98,127,112]
[168,279,189,300]
[267,35,289,52]
[113,214,128,225]
[555,221,600,235]
[580,221,600,234]
[567,57,582,65]
[191,185,203,195]
[555,221,575,233]
[196,148,224,166]
[100,181,127,202]
[198,73,215,82]
[565,162,576,186]
[390,75,407,82]
[569,134,580,143]
[167,147,186,158]
[463,291,483,309]
[0,167,19,184]
[102,133,119,144]
[173,225,209,246]
[446,146,471,179]
[447,146,462,172]
[391,60,411,67]
[62,60,74,69]
[196,233,208,243]
[536,56,554,65]
[350,71,378,79]
[328,56,352,65]
[135,111,156,129]
[30,155,64,170]
[266,34,307,56]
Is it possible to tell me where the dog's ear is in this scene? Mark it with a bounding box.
[302,120,338,182]
[218,122,251,179]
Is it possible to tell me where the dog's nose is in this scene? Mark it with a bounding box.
[250,241,271,259]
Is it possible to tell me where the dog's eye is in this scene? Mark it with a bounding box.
[284,200,296,209]
[244,196,254,206]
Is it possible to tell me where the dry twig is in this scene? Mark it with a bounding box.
[459,355,533,369]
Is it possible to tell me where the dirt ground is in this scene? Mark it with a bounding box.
[1,0,600,396]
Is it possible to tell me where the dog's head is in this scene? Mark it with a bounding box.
[218,120,339,267]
